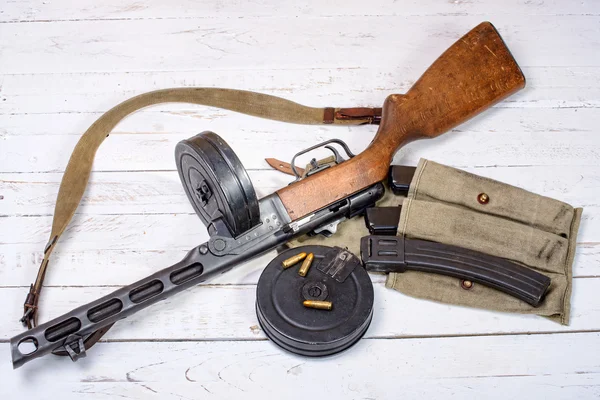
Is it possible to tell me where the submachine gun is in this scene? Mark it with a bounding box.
[11,22,526,368]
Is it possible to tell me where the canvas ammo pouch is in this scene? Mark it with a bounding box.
[289,158,582,325]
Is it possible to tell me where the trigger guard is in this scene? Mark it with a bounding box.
[289,139,355,180]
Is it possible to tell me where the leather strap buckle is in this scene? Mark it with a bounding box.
[335,107,382,124]
[20,284,38,328]
[20,253,52,328]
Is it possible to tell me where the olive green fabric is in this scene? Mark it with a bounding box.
[289,159,582,325]
[395,159,581,324]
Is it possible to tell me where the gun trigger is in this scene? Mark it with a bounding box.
[312,217,345,237]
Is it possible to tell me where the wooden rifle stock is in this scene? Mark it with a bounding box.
[277,22,525,220]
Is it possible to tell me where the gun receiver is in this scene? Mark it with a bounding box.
[277,21,525,219]
[10,22,525,368]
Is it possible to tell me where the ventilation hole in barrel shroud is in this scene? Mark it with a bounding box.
[17,337,38,355]
[129,280,165,304]
[170,263,203,285]
[44,317,82,342]
[87,298,124,323]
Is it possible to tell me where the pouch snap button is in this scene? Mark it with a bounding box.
[477,193,489,204]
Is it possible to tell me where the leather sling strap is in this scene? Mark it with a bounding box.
[21,87,381,355]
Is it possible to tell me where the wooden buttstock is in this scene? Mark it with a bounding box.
[277,22,525,220]
[377,21,525,146]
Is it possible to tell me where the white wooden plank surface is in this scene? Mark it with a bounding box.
[4,0,598,22]
[2,334,600,400]
[1,16,599,74]
[1,0,600,398]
